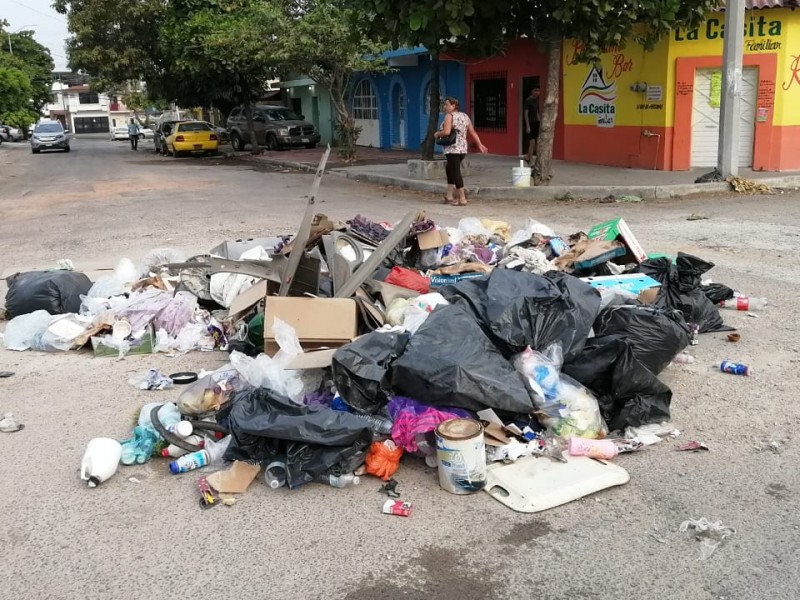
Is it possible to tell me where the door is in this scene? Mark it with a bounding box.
[73,116,110,134]
[352,79,380,147]
[311,96,320,131]
[391,83,406,148]
[521,76,540,154]
[691,68,757,168]
[291,98,303,118]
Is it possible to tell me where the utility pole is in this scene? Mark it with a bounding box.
[717,0,746,178]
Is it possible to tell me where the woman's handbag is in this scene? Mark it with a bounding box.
[435,128,458,146]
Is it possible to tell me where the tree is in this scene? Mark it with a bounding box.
[0,21,54,132]
[288,0,390,161]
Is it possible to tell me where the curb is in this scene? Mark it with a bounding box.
[234,154,800,199]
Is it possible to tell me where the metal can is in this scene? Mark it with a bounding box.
[435,418,487,495]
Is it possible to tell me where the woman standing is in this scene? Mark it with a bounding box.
[434,97,488,206]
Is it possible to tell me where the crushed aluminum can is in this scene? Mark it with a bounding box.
[382,499,413,517]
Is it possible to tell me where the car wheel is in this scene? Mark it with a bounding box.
[31,148,39,154]
[265,133,278,151]
[305,143,317,149]
[231,132,244,151]
[64,146,70,153]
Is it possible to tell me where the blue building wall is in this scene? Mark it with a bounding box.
[351,54,466,152]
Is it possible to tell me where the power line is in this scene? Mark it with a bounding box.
[7,0,68,25]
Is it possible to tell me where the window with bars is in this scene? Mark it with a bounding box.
[352,79,378,120]
[78,92,100,104]
[472,73,507,131]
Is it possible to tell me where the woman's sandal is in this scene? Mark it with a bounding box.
[441,195,454,204]
[447,200,467,206]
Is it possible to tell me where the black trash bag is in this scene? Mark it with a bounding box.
[223,387,372,488]
[390,304,534,414]
[5,271,92,318]
[638,252,733,333]
[332,331,409,414]
[563,334,673,431]
[592,304,690,375]
[440,269,602,361]
[701,283,735,305]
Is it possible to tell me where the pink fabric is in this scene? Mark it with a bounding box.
[389,396,471,453]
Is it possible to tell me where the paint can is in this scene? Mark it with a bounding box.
[511,160,532,188]
[435,418,487,495]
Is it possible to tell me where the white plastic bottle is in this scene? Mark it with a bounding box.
[264,461,287,489]
[160,435,204,457]
[316,473,360,488]
[719,296,768,311]
[81,438,123,487]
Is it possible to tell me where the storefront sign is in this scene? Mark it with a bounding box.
[578,66,617,128]
[757,107,769,122]
[783,55,800,90]
[646,85,663,102]
[674,15,783,47]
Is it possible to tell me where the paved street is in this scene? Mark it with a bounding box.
[1,134,799,600]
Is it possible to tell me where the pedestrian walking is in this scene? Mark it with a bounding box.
[128,118,140,151]
[434,97,488,207]
[524,86,541,166]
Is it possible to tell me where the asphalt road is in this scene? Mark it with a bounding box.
[1,135,799,600]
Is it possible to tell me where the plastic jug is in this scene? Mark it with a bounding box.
[81,438,123,487]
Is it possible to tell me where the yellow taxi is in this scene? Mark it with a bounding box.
[165,120,219,157]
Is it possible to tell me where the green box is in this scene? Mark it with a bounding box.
[91,326,155,357]
[587,217,647,264]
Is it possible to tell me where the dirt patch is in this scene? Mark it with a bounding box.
[766,483,790,500]
[500,519,563,546]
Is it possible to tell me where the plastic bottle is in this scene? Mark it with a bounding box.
[166,421,193,439]
[81,438,123,487]
[352,413,393,435]
[672,352,695,364]
[719,296,767,311]
[316,473,360,488]
[264,461,287,489]
[567,437,619,460]
[160,435,205,457]
[718,361,753,376]
[169,435,231,474]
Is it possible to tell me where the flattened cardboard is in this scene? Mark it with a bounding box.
[587,217,648,264]
[285,348,338,370]
[264,296,357,355]
[207,461,262,494]
[416,229,450,251]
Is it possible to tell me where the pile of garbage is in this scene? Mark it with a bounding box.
[4,188,766,512]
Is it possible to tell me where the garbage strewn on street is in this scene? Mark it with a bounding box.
[0,158,766,523]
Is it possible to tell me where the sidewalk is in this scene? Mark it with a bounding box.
[234,147,800,199]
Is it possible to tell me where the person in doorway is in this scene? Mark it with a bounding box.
[128,118,140,151]
[524,86,541,165]
[434,97,488,206]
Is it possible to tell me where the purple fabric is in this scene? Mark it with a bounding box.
[388,396,472,453]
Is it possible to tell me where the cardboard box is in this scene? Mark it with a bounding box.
[91,326,154,357]
[264,297,357,355]
[416,229,450,251]
[587,218,647,264]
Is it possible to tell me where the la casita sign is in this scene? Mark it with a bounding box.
[674,14,783,42]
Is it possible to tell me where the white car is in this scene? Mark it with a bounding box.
[111,126,130,141]
[137,127,154,139]
[0,124,23,142]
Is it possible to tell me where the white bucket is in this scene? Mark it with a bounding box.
[435,418,487,494]
[511,166,532,188]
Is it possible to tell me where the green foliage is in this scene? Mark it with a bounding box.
[0,23,54,121]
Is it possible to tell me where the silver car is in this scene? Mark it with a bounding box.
[30,121,70,153]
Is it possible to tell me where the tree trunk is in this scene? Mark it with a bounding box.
[534,36,561,185]
[244,99,260,154]
[420,52,441,161]
[329,84,360,163]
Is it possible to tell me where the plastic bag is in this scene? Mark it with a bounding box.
[177,367,245,415]
[458,217,493,237]
[391,304,534,415]
[385,297,411,326]
[440,269,601,362]
[5,270,92,318]
[115,288,172,334]
[223,386,373,488]
[563,334,673,431]
[402,292,449,334]
[210,246,271,308]
[154,292,198,337]
[387,396,471,455]
[140,247,187,275]
[332,330,409,414]
[230,350,304,403]
[365,440,403,480]
[639,253,732,333]
[2,310,54,351]
[36,314,93,351]
[514,344,605,439]
[129,369,174,391]
[385,266,430,294]
[592,304,690,376]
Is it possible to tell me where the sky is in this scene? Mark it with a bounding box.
[3,0,70,70]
